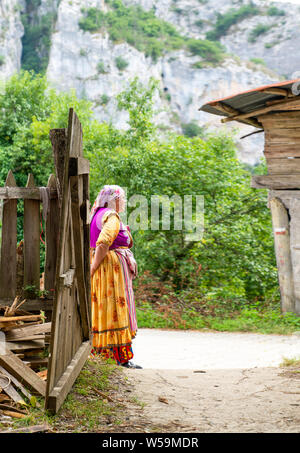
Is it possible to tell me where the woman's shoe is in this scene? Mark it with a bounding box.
[121,361,142,369]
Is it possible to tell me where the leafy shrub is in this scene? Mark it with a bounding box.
[182,122,205,137]
[78,2,225,64]
[248,24,273,43]
[115,56,129,71]
[99,94,110,105]
[187,39,225,63]
[250,57,266,66]
[206,4,260,41]
[97,61,106,73]
[0,55,5,66]
[267,6,285,16]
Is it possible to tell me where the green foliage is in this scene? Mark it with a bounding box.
[99,94,110,105]
[250,57,266,66]
[248,24,273,43]
[267,6,285,16]
[0,71,282,329]
[78,1,225,64]
[206,4,260,41]
[21,1,57,73]
[182,122,205,138]
[97,61,107,73]
[0,55,5,66]
[115,56,129,71]
[187,39,225,64]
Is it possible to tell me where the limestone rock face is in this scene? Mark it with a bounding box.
[1,0,299,163]
[0,0,24,81]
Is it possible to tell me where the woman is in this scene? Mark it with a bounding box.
[90,185,142,369]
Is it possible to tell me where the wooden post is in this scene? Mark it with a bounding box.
[288,198,300,315]
[0,171,17,298]
[24,174,40,297]
[44,174,59,295]
[269,197,295,313]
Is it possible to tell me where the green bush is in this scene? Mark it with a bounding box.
[267,6,285,16]
[187,39,225,63]
[97,61,106,73]
[0,55,5,66]
[250,57,266,66]
[182,122,205,137]
[115,56,129,71]
[206,4,260,41]
[99,94,110,105]
[248,24,273,43]
[78,1,225,64]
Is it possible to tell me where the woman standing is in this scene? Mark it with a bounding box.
[90,185,142,369]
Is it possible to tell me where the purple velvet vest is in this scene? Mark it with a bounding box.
[90,207,131,250]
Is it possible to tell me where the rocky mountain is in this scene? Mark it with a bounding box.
[0,0,299,164]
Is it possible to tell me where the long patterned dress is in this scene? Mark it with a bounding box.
[90,207,138,364]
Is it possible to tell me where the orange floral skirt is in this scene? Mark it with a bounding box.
[90,249,136,364]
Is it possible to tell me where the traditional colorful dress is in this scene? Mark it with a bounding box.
[90,207,138,364]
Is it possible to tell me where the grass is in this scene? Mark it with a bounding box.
[136,301,300,335]
[0,358,127,433]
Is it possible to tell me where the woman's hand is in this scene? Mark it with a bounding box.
[91,243,109,278]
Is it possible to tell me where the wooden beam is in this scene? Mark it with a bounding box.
[0,350,46,396]
[0,187,58,200]
[45,340,91,413]
[211,102,263,129]
[260,88,290,97]
[222,95,300,124]
[251,175,300,189]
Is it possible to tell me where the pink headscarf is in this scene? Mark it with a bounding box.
[90,185,125,222]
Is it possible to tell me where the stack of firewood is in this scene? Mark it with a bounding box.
[0,297,51,422]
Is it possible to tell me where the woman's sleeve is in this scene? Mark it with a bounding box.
[96,211,120,247]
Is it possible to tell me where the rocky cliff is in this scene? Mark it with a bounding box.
[0,0,299,164]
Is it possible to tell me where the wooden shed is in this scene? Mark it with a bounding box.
[200,78,300,316]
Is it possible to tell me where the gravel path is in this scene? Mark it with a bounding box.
[123,329,300,433]
[132,328,300,369]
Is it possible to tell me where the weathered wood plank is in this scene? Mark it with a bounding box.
[270,197,295,313]
[264,148,300,158]
[252,175,300,189]
[5,322,51,340]
[46,340,91,414]
[0,187,58,200]
[44,174,59,294]
[0,350,46,396]
[69,157,90,176]
[0,171,17,299]
[24,174,40,295]
[288,198,300,315]
[70,175,90,339]
[266,157,300,174]
[6,339,45,352]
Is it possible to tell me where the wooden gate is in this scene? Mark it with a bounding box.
[45,109,91,412]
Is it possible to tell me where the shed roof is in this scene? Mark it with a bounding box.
[199,78,300,129]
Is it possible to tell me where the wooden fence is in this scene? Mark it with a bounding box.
[0,108,92,413]
[0,170,59,316]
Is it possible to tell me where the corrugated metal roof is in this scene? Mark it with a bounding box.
[199,79,300,123]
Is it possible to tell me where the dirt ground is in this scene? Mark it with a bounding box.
[122,365,300,433]
[114,329,300,433]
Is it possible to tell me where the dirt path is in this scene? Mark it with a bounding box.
[121,329,300,433]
